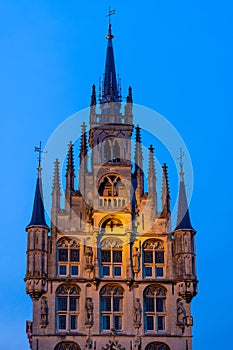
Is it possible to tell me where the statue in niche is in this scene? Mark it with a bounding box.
[133,298,142,327]
[40,297,48,328]
[132,247,141,274]
[177,299,187,332]
[85,297,93,325]
[133,336,141,350]
[85,337,93,349]
[85,246,93,267]
[86,200,93,222]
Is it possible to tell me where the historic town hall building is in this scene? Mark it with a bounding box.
[25,19,198,350]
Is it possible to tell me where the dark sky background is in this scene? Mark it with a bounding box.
[0,1,232,349]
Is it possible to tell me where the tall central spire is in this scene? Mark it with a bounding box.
[101,19,121,104]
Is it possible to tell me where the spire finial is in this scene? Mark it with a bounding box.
[100,7,121,106]
[106,7,116,26]
[34,141,46,171]
[178,148,185,181]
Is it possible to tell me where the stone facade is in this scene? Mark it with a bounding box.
[25,23,198,350]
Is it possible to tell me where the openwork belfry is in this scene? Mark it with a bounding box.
[25,15,198,350]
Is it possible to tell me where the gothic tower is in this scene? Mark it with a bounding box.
[25,19,198,350]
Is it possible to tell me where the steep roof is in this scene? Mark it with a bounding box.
[26,170,49,229]
[175,172,194,231]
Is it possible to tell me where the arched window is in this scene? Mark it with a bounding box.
[144,286,167,332]
[143,240,165,278]
[103,139,121,163]
[104,139,111,162]
[100,284,124,332]
[113,140,120,162]
[98,175,124,197]
[56,284,80,332]
[57,238,80,277]
[145,342,170,350]
[54,341,80,350]
[100,238,123,277]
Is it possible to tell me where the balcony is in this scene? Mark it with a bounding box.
[99,196,127,210]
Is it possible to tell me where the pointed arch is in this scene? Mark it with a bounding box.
[54,342,80,350]
[100,284,124,332]
[113,140,120,162]
[143,285,167,332]
[56,284,80,332]
[143,239,165,278]
[145,342,170,350]
[104,139,111,162]
[56,237,80,277]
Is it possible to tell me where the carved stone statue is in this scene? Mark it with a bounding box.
[134,336,141,350]
[177,299,187,332]
[85,337,93,349]
[86,200,93,222]
[85,297,93,325]
[40,298,48,328]
[133,298,142,327]
[132,247,141,274]
[85,246,93,266]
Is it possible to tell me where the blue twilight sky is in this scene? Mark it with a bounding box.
[0,0,232,349]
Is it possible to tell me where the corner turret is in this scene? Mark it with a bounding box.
[174,152,197,303]
[25,165,49,301]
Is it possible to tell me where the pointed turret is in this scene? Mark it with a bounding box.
[174,152,197,303]
[25,166,49,301]
[175,171,194,231]
[51,159,61,234]
[101,23,120,104]
[26,168,49,229]
[160,163,170,217]
[148,145,158,217]
[134,125,144,203]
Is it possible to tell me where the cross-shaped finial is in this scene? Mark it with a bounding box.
[106,7,116,25]
[178,148,185,173]
[35,141,46,169]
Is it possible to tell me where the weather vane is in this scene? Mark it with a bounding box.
[34,141,46,169]
[106,7,116,25]
[178,148,185,173]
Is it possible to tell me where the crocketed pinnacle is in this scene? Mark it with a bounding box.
[79,122,88,164]
[52,159,61,194]
[66,142,75,177]
[90,84,96,106]
[148,145,156,192]
[161,163,171,217]
[127,86,133,104]
[134,125,143,171]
